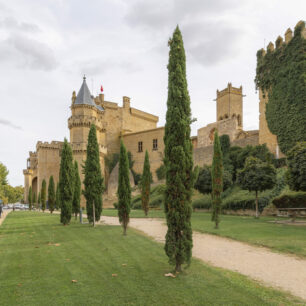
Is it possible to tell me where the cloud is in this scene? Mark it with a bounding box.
[77,58,142,76]
[0,33,58,71]
[0,16,40,33]
[0,118,22,130]
[124,0,244,66]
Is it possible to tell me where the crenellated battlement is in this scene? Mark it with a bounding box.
[68,115,105,132]
[217,83,242,98]
[71,142,107,154]
[259,20,305,57]
[36,141,64,151]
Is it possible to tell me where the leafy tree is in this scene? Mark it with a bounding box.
[28,186,32,210]
[220,134,230,155]
[48,176,55,214]
[164,26,193,272]
[0,162,9,185]
[55,183,60,210]
[59,139,74,225]
[104,153,119,175]
[141,150,151,216]
[237,157,276,218]
[286,142,306,191]
[83,125,104,226]
[117,141,131,235]
[72,161,81,220]
[41,179,46,212]
[211,131,223,229]
[195,166,232,195]
[156,164,166,180]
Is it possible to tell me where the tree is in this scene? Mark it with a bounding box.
[72,161,81,220]
[194,166,212,195]
[28,186,32,210]
[237,157,276,218]
[286,142,306,191]
[164,26,193,272]
[141,150,151,216]
[83,125,104,227]
[117,141,131,235]
[59,139,74,225]
[55,183,60,210]
[41,179,46,212]
[220,134,230,155]
[32,192,36,208]
[38,192,41,210]
[211,131,223,229]
[48,176,55,214]
[0,162,9,185]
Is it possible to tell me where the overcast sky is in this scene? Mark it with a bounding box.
[0,0,305,186]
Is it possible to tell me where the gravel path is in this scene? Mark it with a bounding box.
[100,216,306,301]
[0,209,11,226]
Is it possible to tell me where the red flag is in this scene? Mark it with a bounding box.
[100,85,103,93]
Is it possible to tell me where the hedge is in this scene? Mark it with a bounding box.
[272,191,306,208]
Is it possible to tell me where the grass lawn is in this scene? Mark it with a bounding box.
[103,209,306,257]
[0,212,303,305]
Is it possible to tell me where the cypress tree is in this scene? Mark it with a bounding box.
[32,192,36,208]
[141,150,151,216]
[55,183,60,210]
[72,161,81,220]
[48,176,55,214]
[117,140,131,235]
[38,191,41,210]
[41,179,46,212]
[28,186,32,210]
[164,26,193,272]
[83,124,104,226]
[211,131,223,229]
[59,138,74,225]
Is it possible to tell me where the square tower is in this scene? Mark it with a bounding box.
[216,83,243,128]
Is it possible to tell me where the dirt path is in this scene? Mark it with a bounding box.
[0,210,11,226]
[100,216,306,300]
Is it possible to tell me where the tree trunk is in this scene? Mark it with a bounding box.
[93,203,95,227]
[175,261,181,272]
[75,213,77,220]
[255,190,259,218]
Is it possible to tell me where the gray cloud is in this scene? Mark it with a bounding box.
[0,33,58,71]
[78,58,142,76]
[125,0,243,66]
[0,16,40,33]
[0,118,22,130]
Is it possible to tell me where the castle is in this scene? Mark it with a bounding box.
[24,21,305,207]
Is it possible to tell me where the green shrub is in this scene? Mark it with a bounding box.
[149,195,163,208]
[273,191,306,208]
[192,195,211,209]
[156,164,166,180]
[272,158,286,168]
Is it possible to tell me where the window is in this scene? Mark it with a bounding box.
[138,141,143,152]
[153,139,158,150]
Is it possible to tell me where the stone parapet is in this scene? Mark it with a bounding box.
[36,141,63,151]
[71,142,107,154]
[68,115,105,132]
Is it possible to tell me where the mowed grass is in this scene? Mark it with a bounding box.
[103,209,306,257]
[0,212,303,305]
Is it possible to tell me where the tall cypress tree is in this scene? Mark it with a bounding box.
[48,176,55,214]
[83,124,104,227]
[28,186,32,210]
[55,183,60,210]
[117,140,131,235]
[72,161,81,220]
[59,139,74,225]
[211,131,223,229]
[164,26,193,272]
[141,150,151,216]
[38,191,41,210]
[41,179,46,212]
[32,192,36,208]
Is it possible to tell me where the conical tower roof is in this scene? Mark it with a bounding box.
[74,76,96,107]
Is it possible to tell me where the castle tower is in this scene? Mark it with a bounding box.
[216,83,243,128]
[68,76,107,205]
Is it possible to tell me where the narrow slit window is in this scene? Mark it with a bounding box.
[138,141,143,152]
[153,139,158,150]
